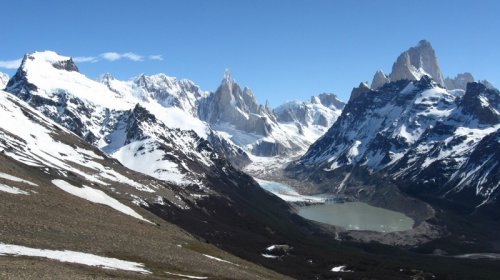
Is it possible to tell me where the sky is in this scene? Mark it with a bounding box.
[0,0,499,106]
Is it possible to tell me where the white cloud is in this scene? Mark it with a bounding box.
[101,52,122,61]
[73,56,98,63]
[148,54,163,61]
[0,58,22,69]
[100,52,144,62]
[122,52,143,62]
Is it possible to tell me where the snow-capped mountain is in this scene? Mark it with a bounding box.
[0,72,9,88]
[288,43,500,215]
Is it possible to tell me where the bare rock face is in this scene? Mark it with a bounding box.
[444,72,474,90]
[389,40,444,86]
[0,72,8,89]
[370,70,390,89]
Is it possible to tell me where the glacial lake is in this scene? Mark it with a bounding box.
[256,179,414,232]
[298,202,414,232]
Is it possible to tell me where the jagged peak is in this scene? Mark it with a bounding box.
[349,82,371,101]
[371,69,390,90]
[389,40,444,86]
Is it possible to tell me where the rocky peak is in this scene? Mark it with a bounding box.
[478,80,498,91]
[198,70,275,136]
[444,72,474,90]
[370,69,390,90]
[460,82,500,124]
[316,93,345,109]
[349,82,371,101]
[389,40,444,85]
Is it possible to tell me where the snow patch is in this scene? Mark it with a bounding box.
[261,254,279,259]
[164,271,208,279]
[52,179,152,224]
[202,254,239,266]
[0,243,150,274]
[0,183,30,195]
[331,265,352,272]
[0,172,38,186]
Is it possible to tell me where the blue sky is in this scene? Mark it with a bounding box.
[0,0,498,106]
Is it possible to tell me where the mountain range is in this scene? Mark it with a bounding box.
[1,40,499,279]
